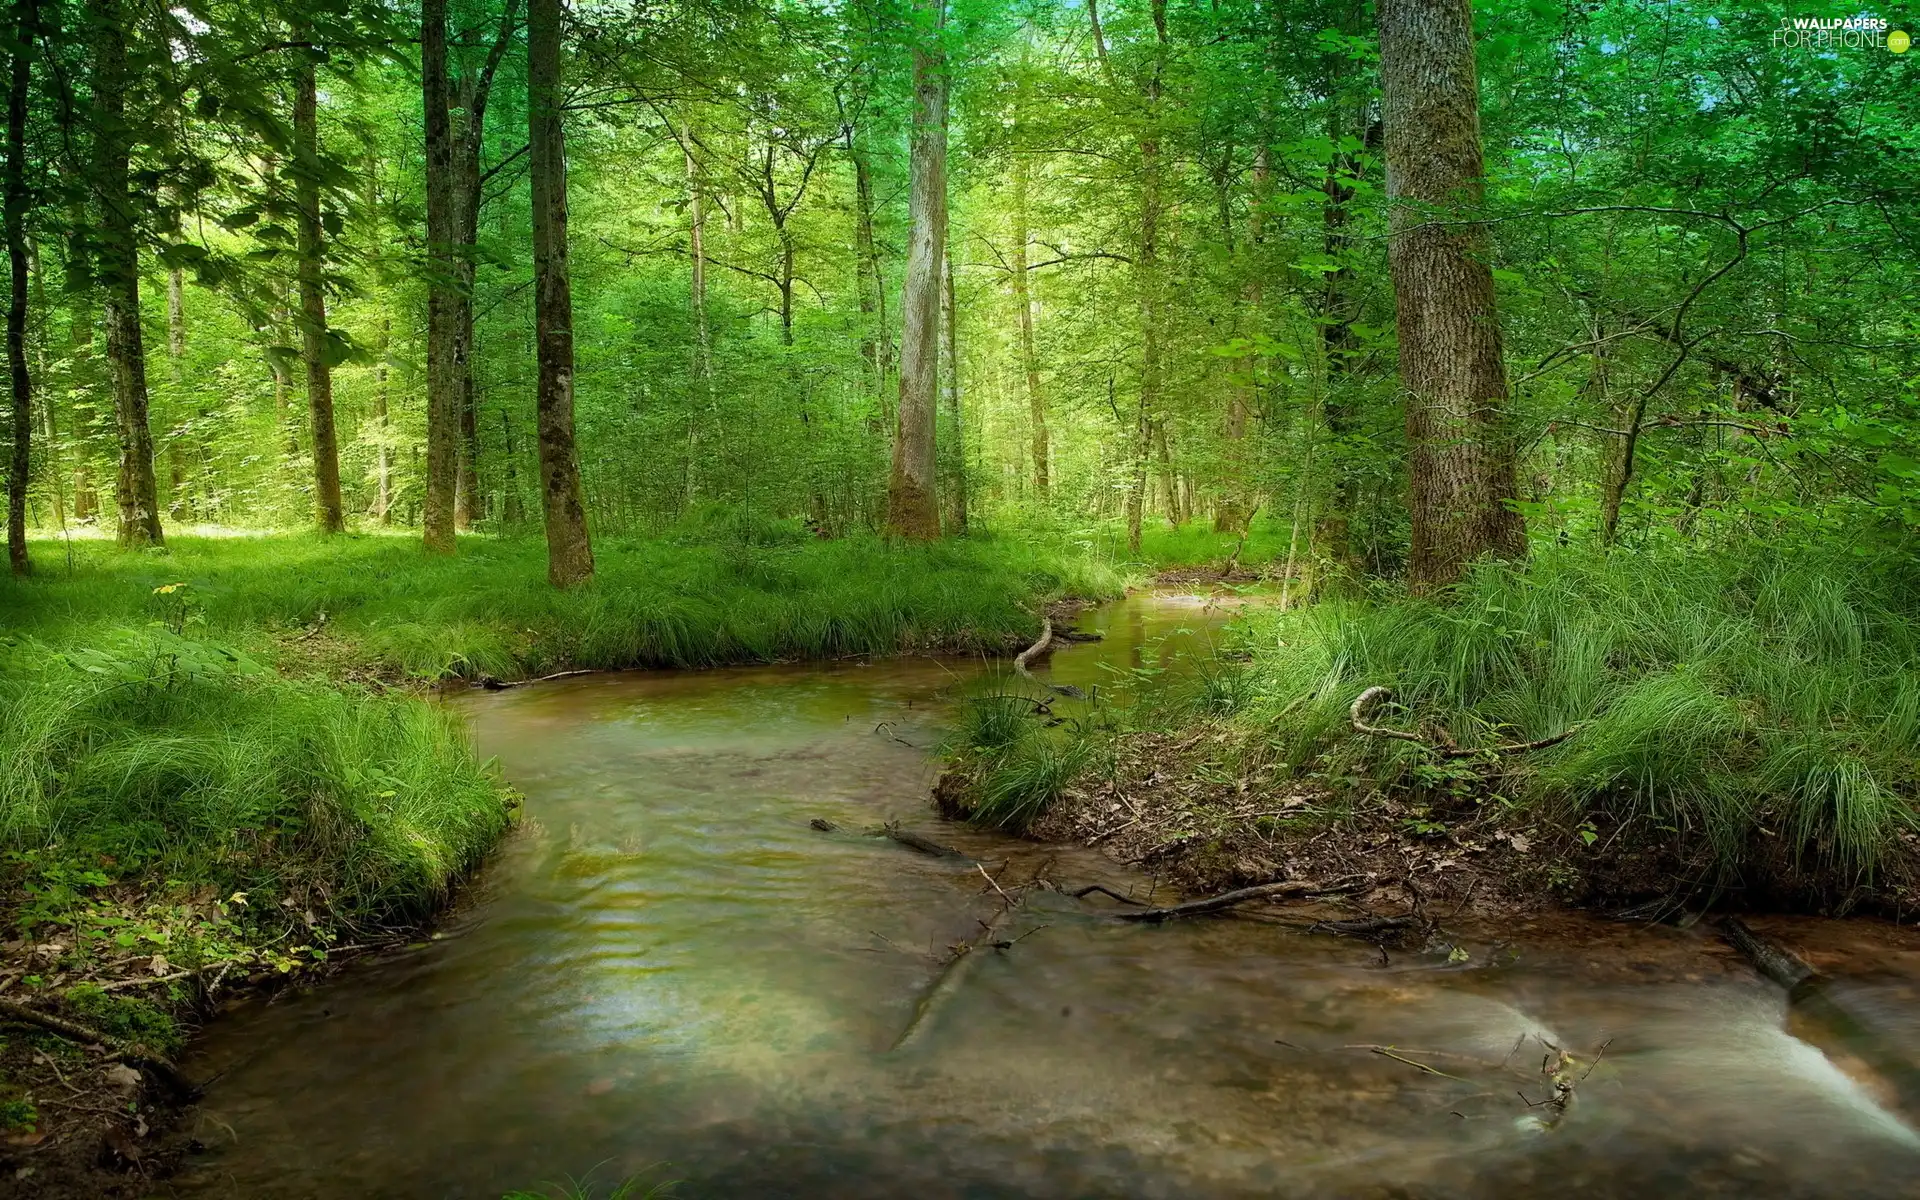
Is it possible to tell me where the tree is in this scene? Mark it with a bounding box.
[1377,0,1523,590]
[294,30,344,534]
[4,0,31,574]
[421,0,459,553]
[528,0,592,586]
[885,0,945,540]
[1008,70,1047,501]
[88,0,161,548]
[452,0,521,530]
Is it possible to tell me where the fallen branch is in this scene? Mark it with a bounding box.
[1066,882,1147,906]
[476,668,598,691]
[1013,617,1053,677]
[1349,687,1583,758]
[1722,916,1816,993]
[0,998,197,1098]
[1114,876,1368,923]
[884,824,968,859]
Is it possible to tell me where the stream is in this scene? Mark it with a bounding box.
[169,593,1920,1198]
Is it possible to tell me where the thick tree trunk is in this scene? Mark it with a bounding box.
[884,0,945,541]
[1377,0,1524,590]
[295,45,344,533]
[1010,144,1047,501]
[420,0,458,552]
[942,245,966,533]
[528,0,593,586]
[5,0,32,574]
[451,78,481,530]
[89,0,160,549]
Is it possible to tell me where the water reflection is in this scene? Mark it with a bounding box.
[167,595,1920,1198]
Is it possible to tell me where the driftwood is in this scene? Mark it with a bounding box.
[1307,915,1417,939]
[1013,618,1054,677]
[0,997,197,1098]
[1114,877,1368,924]
[1349,687,1584,758]
[809,818,969,861]
[1722,917,1816,993]
[476,668,597,691]
[1066,883,1147,906]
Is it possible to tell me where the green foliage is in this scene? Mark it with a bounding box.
[63,983,182,1057]
[0,622,511,923]
[948,680,1097,832]
[4,531,1124,681]
[0,1094,36,1134]
[1220,546,1920,881]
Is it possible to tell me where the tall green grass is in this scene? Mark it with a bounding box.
[1,525,1124,681]
[943,680,1099,831]
[0,628,508,921]
[1218,547,1920,882]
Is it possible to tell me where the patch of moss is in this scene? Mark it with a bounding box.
[64,983,182,1057]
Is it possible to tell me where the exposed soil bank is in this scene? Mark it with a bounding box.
[936,722,1920,930]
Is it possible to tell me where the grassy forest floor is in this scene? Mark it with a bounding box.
[938,544,1920,928]
[0,520,1123,1194]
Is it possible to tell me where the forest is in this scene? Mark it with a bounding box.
[1,0,1919,1194]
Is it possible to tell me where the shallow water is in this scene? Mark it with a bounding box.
[169,594,1920,1198]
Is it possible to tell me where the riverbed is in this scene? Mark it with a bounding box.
[167,593,1920,1198]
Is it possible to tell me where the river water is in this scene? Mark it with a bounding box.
[169,594,1920,1198]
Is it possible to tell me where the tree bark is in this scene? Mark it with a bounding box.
[89,0,160,549]
[5,0,33,574]
[294,40,344,534]
[1377,0,1523,591]
[528,0,593,586]
[420,0,458,552]
[848,129,885,418]
[373,317,393,525]
[450,1,516,531]
[942,244,965,533]
[884,0,945,541]
[1010,139,1047,501]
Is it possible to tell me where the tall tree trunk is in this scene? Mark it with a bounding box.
[452,78,479,532]
[1311,94,1368,578]
[684,115,711,390]
[4,0,32,574]
[165,268,184,367]
[884,0,945,540]
[1092,0,1168,556]
[1216,137,1266,534]
[90,0,160,548]
[374,316,393,524]
[1010,140,1047,501]
[848,130,884,417]
[501,407,524,524]
[1377,0,1523,590]
[528,0,593,586]
[295,41,344,533]
[420,0,458,552]
[448,2,518,530]
[942,244,966,533]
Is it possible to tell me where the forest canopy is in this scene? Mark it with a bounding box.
[0,0,1912,582]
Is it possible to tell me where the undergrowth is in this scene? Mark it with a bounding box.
[1,524,1125,682]
[946,545,1920,900]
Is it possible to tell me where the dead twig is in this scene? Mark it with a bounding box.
[1066,883,1147,906]
[1013,617,1053,677]
[1114,876,1368,923]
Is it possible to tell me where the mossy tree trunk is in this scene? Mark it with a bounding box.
[420,0,458,553]
[528,0,594,586]
[1377,0,1524,591]
[885,0,946,541]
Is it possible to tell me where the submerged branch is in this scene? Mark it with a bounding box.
[1113,877,1368,923]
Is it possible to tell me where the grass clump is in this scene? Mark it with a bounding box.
[942,682,1098,832]
[1217,546,1920,888]
[0,629,509,923]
